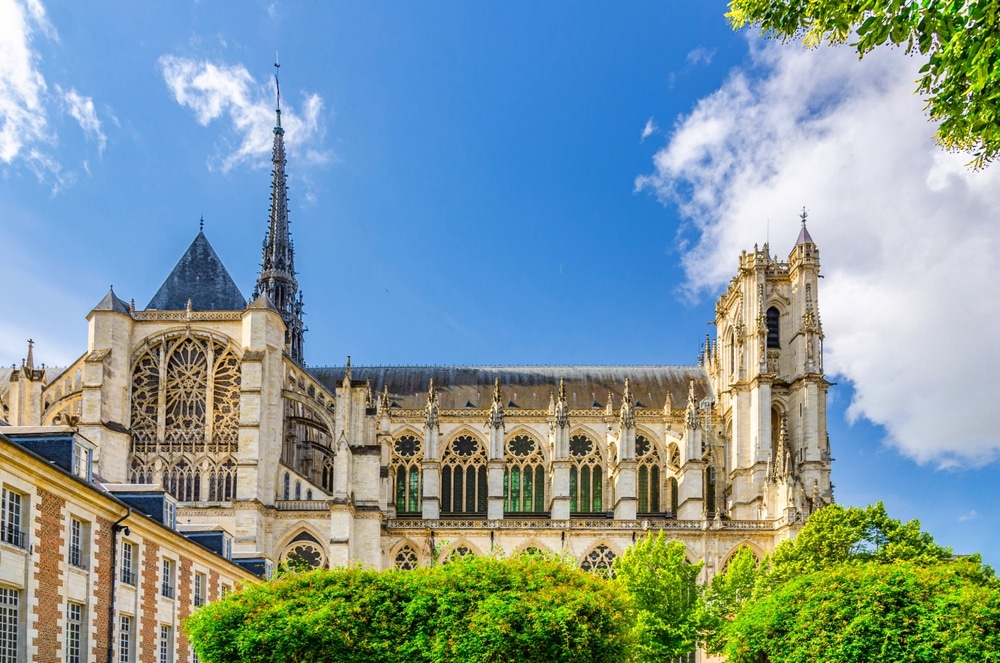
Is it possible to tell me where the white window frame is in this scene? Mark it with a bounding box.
[65,602,84,663]
[0,587,19,663]
[68,518,87,569]
[193,573,205,608]
[0,489,25,549]
[118,615,133,663]
[159,624,173,663]
[120,541,136,585]
[161,559,175,599]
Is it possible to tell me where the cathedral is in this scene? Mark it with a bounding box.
[1,94,833,579]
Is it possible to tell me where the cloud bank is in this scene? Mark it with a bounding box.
[158,55,329,173]
[638,41,1000,467]
[0,0,105,188]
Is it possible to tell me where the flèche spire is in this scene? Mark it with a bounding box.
[254,55,306,364]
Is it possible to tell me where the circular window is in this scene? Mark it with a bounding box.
[569,435,594,458]
[452,435,479,457]
[394,435,421,458]
[508,435,536,457]
[636,435,651,457]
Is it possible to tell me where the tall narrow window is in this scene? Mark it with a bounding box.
[569,434,603,514]
[668,477,679,515]
[119,615,133,663]
[0,588,19,663]
[705,466,717,515]
[504,435,545,514]
[194,573,206,608]
[391,435,422,515]
[283,473,290,500]
[0,489,25,549]
[120,542,136,585]
[766,307,780,349]
[636,435,662,515]
[161,560,175,599]
[66,602,84,663]
[159,625,173,663]
[68,518,87,569]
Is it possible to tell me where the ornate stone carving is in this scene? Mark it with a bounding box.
[488,377,504,429]
[619,377,635,430]
[554,377,569,429]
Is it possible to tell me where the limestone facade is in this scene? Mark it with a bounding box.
[0,111,833,583]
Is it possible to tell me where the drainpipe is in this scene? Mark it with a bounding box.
[107,508,131,663]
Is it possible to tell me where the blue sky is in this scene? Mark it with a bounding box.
[1,0,997,565]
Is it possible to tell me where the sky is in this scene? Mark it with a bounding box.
[1,0,997,565]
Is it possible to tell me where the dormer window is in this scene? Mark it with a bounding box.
[164,501,176,529]
[222,535,232,560]
[72,442,92,482]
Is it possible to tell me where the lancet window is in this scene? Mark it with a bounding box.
[504,434,545,513]
[391,434,422,514]
[705,466,717,515]
[636,435,662,514]
[321,456,335,494]
[441,434,487,515]
[569,434,603,514]
[667,476,679,515]
[766,307,780,349]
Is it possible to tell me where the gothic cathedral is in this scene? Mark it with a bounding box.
[1,97,833,578]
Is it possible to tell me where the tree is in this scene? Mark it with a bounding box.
[703,546,762,652]
[721,558,1000,663]
[613,532,704,662]
[727,0,1000,167]
[184,553,631,663]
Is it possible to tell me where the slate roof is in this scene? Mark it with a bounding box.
[92,288,131,315]
[796,224,814,245]
[308,365,712,411]
[146,231,246,311]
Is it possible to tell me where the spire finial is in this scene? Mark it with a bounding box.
[800,206,808,228]
[274,54,282,128]
[199,215,204,232]
[25,339,34,372]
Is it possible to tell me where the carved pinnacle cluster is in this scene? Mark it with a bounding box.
[425,379,439,430]
[619,377,635,430]
[489,378,504,429]
[554,378,569,428]
[685,380,700,430]
[254,61,305,364]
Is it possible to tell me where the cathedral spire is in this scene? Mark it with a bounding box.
[255,57,305,364]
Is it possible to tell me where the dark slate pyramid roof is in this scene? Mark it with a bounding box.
[92,288,130,315]
[146,231,246,311]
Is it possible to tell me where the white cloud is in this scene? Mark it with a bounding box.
[686,47,715,66]
[158,55,330,173]
[958,510,980,523]
[637,40,1000,468]
[640,117,657,142]
[58,85,105,152]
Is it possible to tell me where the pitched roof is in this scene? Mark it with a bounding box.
[308,364,712,410]
[146,231,246,311]
[92,288,131,315]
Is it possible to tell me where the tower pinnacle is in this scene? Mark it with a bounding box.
[254,59,305,364]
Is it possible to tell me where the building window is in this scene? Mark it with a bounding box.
[68,518,87,570]
[161,560,175,599]
[440,435,487,515]
[120,542,136,586]
[766,307,780,349]
[636,435,661,515]
[705,466,717,515]
[164,502,176,529]
[667,476,679,515]
[159,625,173,663]
[72,444,92,481]
[118,615,133,663]
[504,435,545,513]
[0,587,19,663]
[580,544,616,578]
[0,489,25,549]
[568,435,603,514]
[193,573,206,608]
[220,584,231,599]
[65,602,84,663]
[394,545,419,570]
[222,537,232,561]
[392,435,422,514]
[282,473,290,500]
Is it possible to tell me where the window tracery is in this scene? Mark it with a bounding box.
[580,544,616,578]
[394,545,419,570]
[128,334,241,502]
[441,434,487,515]
[504,434,545,513]
[569,434,603,514]
[444,546,474,564]
[391,434,422,514]
[636,435,662,514]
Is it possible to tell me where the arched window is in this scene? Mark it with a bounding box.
[636,435,662,514]
[504,434,545,513]
[441,435,487,515]
[391,435,422,515]
[766,307,780,349]
[321,457,335,494]
[283,473,290,501]
[667,476,679,515]
[728,329,736,376]
[569,434,604,514]
[705,466,717,515]
[208,458,236,501]
[394,545,419,570]
[166,459,199,502]
[444,546,475,564]
[294,481,301,500]
[129,457,153,484]
[580,544,616,578]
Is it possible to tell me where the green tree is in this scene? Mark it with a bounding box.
[613,532,703,662]
[721,558,1000,663]
[184,553,631,663]
[766,502,952,584]
[703,546,762,651]
[727,0,1000,167]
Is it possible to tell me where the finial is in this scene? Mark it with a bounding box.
[800,206,808,228]
[274,54,282,128]
[199,216,204,232]
[25,339,34,371]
